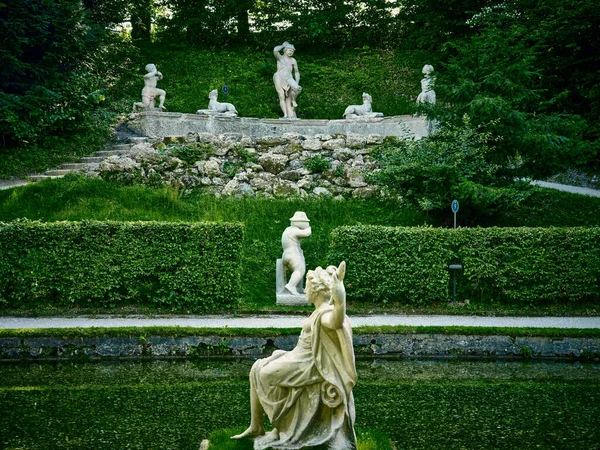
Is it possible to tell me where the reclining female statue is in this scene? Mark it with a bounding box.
[232,261,357,450]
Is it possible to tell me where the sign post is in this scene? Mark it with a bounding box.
[222,85,229,101]
[451,199,459,229]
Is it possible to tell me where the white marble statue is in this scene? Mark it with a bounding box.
[232,261,357,450]
[343,93,383,119]
[279,211,311,296]
[273,42,302,119]
[133,64,166,111]
[416,64,436,105]
[196,89,238,116]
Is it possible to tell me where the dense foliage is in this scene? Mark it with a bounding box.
[329,225,600,305]
[0,0,138,177]
[435,0,600,178]
[0,219,244,311]
[371,117,531,217]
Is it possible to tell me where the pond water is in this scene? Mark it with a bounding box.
[1,358,599,449]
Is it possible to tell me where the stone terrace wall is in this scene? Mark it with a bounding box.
[99,132,388,199]
[128,112,431,141]
[2,334,598,360]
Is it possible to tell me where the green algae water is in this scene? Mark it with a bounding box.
[1,358,599,449]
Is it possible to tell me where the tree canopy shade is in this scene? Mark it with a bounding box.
[434,0,600,177]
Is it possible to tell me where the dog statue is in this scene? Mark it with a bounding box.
[196,89,238,116]
[343,93,383,119]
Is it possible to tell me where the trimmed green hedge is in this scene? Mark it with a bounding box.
[328,226,600,305]
[0,220,244,311]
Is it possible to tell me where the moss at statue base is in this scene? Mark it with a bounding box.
[204,427,394,449]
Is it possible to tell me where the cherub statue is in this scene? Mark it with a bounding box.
[273,42,302,119]
[416,64,436,105]
[232,261,357,450]
[133,64,166,112]
[343,93,384,119]
[280,211,311,295]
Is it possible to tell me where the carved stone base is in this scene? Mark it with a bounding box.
[196,109,238,117]
[276,293,308,306]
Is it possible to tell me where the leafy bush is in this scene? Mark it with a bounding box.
[370,116,531,218]
[0,219,244,311]
[304,156,331,173]
[328,225,600,305]
[168,143,216,164]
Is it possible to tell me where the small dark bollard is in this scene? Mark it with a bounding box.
[448,263,463,303]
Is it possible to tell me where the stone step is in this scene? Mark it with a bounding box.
[60,163,100,170]
[129,137,148,144]
[109,143,133,151]
[29,175,64,182]
[45,169,72,176]
[80,156,105,163]
[94,150,129,157]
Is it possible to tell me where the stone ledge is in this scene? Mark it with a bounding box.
[128,112,431,140]
[1,334,598,361]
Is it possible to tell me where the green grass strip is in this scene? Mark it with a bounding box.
[1,325,599,339]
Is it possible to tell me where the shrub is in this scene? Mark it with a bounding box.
[304,156,331,173]
[328,225,600,305]
[370,116,531,219]
[0,220,244,311]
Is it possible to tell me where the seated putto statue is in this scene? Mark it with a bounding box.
[416,64,436,105]
[133,64,166,112]
[273,42,302,119]
[343,93,383,119]
[276,212,311,301]
[232,261,357,450]
[197,89,238,116]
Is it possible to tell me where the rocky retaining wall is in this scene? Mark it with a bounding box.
[2,334,598,361]
[128,112,431,140]
[99,132,387,198]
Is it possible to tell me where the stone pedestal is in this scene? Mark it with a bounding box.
[276,258,306,305]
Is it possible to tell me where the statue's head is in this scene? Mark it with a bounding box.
[422,64,434,76]
[282,42,296,56]
[145,63,156,72]
[290,211,309,229]
[362,93,372,103]
[209,89,218,99]
[306,265,336,301]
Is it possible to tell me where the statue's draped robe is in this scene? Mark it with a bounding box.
[252,305,357,449]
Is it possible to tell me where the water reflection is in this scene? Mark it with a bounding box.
[0,358,598,389]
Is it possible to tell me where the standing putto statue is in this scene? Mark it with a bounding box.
[343,93,384,119]
[416,64,436,105]
[133,64,166,111]
[232,261,357,450]
[276,212,311,305]
[273,42,302,119]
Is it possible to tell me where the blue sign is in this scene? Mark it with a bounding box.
[451,200,459,214]
[222,85,229,94]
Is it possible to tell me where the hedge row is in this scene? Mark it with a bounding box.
[0,220,244,311]
[328,226,600,305]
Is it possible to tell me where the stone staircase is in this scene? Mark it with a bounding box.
[28,137,148,182]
